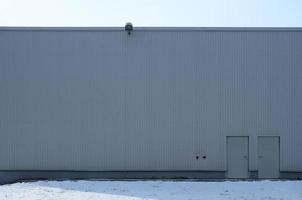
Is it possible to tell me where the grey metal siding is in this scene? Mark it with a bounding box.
[0,28,301,172]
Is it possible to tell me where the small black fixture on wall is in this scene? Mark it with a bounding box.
[125,22,133,35]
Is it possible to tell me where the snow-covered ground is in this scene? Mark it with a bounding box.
[0,180,301,200]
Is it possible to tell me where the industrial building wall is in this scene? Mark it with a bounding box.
[0,28,301,172]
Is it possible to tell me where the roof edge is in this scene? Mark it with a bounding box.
[0,27,302,31]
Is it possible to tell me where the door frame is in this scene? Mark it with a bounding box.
[257,136,280,178]
[226,136,249,178]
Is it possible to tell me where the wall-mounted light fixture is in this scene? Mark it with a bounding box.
[125,22,133,35]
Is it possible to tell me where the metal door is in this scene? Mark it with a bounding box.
[227,136,249,178]
[258,136,280,178]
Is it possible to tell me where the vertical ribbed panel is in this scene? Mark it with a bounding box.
[0,29,301,172]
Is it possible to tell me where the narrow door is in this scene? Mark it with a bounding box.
[258,136,280,178]
[227,137,249,178]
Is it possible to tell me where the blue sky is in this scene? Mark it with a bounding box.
[0,0,301,27]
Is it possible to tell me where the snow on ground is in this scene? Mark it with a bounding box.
[0,180,301,200]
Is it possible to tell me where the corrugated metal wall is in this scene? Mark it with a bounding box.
[0,28,301,171]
